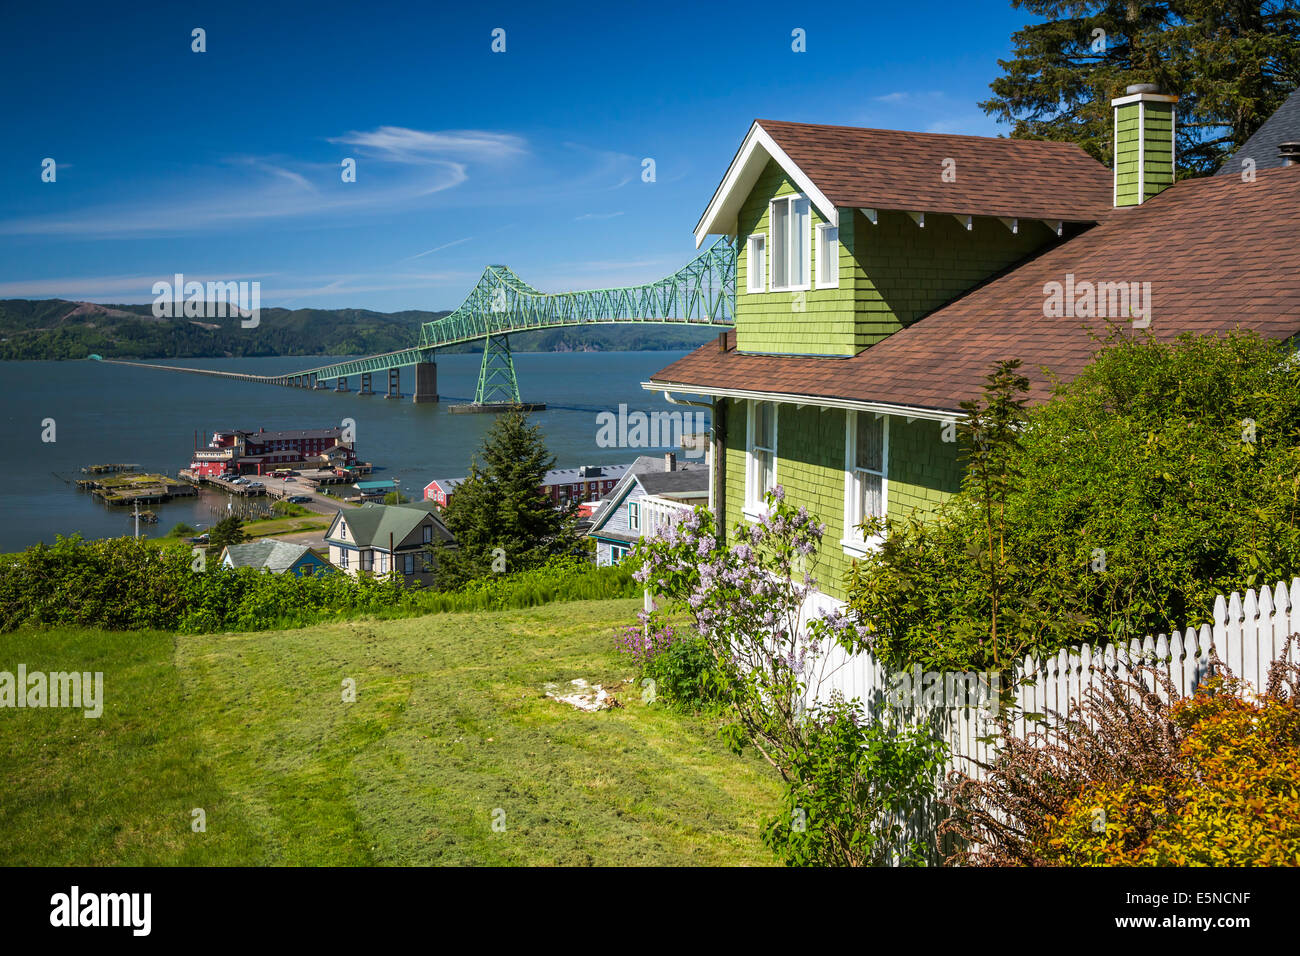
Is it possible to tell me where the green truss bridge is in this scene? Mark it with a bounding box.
[102,238,735,410]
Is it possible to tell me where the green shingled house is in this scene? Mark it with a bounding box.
[325,500,455,586]
[648,85,1300,605]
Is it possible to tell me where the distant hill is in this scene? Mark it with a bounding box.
[0,299,723,360]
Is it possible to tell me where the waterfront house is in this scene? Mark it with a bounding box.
[588,454,708,565]
[646,86,1300,609]
[219,539,332,576]
[190,426,356,477]
[325,500,455,585]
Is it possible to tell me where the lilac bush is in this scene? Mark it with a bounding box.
[631,487,869,766]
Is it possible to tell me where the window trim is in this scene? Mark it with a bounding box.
[745,399,778,518]
[816,222,839,289]
[842,411,889,555]
[746,233,767,294]
[769,194,812,292]
[627,501,640,531]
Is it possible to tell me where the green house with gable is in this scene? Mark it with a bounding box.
[647,85,1300,606]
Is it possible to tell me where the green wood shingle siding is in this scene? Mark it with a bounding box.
[1115,100,1174,206]
[723,400,962,600]
[735,160,1055,356]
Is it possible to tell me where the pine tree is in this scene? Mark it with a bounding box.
[429,409,579,588]
[982,1,1300,174]
[208,516,246,550]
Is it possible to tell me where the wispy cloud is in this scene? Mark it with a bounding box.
[575,211,624,221]
[398,236,474,262]
[328,126,527,164]
[0,272,276,299]
[0,127,530,239]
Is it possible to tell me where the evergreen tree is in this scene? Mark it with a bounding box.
[208,516,247,550]
[982,1,1300,174]
[429,409,579,588]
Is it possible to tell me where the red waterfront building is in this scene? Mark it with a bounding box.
[190,427,357,477]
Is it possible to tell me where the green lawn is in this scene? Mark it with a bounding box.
[0,599,780,865]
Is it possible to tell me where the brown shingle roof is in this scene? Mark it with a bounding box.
[654,167,1300,413]
[758,120,1114,222]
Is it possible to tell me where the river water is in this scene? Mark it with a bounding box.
[0,351,706,552]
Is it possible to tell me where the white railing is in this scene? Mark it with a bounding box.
[639,495,696,540]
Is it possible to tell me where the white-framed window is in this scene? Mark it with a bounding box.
[378,552,389,574]
[843,411,888,552]
[611,544,630,564]
[746,234,766,293]
[627,501,640,531]
[816,223,839,288]
[746,400,778,513]
[404,553,415,575]
[338,549,349,569]
[769,195,811,291]
[360,550,373,572]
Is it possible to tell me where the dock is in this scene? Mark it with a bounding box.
[77,472,198,506]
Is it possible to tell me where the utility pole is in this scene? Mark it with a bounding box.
[133,499,140,539]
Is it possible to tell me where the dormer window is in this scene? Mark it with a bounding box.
[770,195,810,292]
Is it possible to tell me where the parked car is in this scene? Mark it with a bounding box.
[188,533,210,544]
[247,481,265,489]
[287,495,313,504]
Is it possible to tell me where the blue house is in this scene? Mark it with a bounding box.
[219,539,333,577]
[588,454,709,565]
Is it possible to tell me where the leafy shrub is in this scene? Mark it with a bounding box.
[167,522,197,538]
[763,694,946,867]
[943,643,1300,866]
[848,330,1300,672]
[0,538,635,634]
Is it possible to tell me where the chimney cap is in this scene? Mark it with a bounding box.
[1279,142,1300,165]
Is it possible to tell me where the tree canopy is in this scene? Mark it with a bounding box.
[983,1,1300,174]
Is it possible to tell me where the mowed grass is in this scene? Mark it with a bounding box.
[0,599,781,865]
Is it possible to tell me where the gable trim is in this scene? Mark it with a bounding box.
[694,122,838,247]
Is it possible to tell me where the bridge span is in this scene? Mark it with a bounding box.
[94,238,735,410]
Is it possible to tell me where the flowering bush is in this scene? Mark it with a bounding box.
[631,488,945,865]
[614,622,677,668]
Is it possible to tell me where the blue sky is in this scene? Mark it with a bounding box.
[0,0,1044,312]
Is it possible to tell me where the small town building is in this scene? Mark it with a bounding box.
[325,500,455,586]
[219,539,333,576]
[588,454,708,565]
[423,463,632,510]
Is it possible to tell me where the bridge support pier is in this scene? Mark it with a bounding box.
[412,361,438,403]
[335,377,349,392]
[383,367,402,399]
[359,373,373,395]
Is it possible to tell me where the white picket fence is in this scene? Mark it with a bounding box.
[803,577,1300,786]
